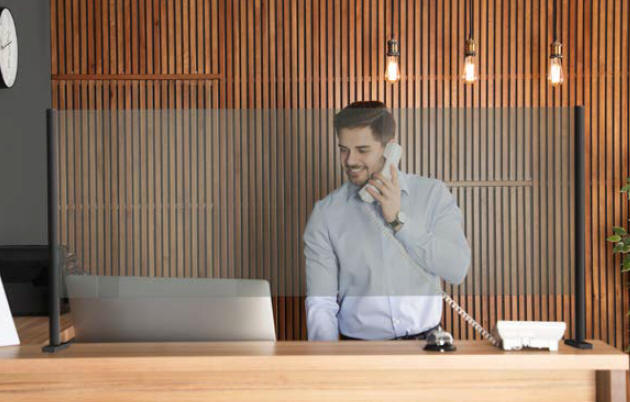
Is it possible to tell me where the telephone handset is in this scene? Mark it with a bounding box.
[359,142,402,203]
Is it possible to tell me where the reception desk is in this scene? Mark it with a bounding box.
[0,336,627,402]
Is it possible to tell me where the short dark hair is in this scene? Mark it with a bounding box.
[333,101,396,144]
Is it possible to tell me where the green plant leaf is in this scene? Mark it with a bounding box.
[613,226,627,235]
[608,234,622,243]
[621,184,630,193]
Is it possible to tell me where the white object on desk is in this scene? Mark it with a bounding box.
[0,274,19,346]
[496,321,565,351]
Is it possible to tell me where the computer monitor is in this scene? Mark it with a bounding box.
[65,275,276,342]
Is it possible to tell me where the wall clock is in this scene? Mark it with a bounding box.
[0,8,18,88]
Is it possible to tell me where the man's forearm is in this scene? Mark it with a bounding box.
[305,296,340,341]
[395,226,470,285]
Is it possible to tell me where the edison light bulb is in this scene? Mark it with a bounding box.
[385,39,400,83]
[462,39,477,84]
[548,41,564,86]
[548,57,563,86]
[385,55,400,83]
[462,55,477,83]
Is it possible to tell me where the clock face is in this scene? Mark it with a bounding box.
[0,8,18,88]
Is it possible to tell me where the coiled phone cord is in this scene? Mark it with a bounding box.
[362,203,501,347]
[440,291,500,347]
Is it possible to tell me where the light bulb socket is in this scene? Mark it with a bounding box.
[387,39,400,57]
[464,38,476,57]
[550,41,563,59]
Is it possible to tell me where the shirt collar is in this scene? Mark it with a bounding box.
[346,169,410,201]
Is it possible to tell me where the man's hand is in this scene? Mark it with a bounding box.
[366,165,401,225]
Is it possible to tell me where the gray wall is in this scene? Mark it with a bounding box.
[0,0,51,245]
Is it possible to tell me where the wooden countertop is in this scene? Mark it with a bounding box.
[3,317,628,402]
[6,316,627,371]
[0,340,627,372]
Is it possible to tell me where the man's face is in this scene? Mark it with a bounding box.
[338,126,386,187]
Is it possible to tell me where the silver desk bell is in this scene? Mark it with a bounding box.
[423,326,456,352]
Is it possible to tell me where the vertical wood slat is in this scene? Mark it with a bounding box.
[50,0,630,347]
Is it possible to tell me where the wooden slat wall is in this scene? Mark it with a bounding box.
[50,0,630,348]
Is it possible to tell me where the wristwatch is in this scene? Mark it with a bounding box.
[387,210,407,229]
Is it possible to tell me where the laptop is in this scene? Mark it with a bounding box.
[64,275,276,342]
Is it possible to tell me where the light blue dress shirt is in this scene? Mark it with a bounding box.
[304,171,471,341]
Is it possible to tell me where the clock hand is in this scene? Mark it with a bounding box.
[0,40,12,49]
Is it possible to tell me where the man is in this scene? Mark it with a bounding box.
[304,101,471,341]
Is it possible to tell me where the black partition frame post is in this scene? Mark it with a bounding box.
[42,109,73,353]
[564,105,593,350]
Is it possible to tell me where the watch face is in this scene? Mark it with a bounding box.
[0,9,18,88]
[398,211,407,223]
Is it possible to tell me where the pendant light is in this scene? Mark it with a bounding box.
[385,1,400,83]
[548,0,564,86]
[462,0,477,84]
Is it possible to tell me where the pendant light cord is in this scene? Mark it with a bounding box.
[390,0,395,40]
[553,0,558,41]
[468,0,473,40]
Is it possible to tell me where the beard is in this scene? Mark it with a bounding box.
[345,157,385,187]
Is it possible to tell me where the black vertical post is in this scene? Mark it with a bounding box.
[565,105,592,349]
[43,109,72,353]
